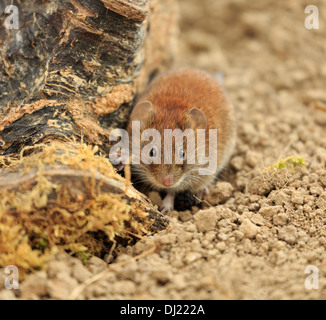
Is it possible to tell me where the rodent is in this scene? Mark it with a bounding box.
[126,68,236,213]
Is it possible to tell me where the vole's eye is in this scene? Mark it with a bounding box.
[179,149,186,159]
[149,147,157,157]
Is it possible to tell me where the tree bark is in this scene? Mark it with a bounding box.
[0,0,178,266]
[0,0,178,153]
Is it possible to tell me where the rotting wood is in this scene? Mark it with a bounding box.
[0,0,178,269]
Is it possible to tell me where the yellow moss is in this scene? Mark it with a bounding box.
[0,141,153,272]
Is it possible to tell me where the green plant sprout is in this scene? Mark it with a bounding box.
[267,156,307,171]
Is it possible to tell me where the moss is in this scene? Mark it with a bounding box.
[0,141,153,272]
[33,238,49,253]
[76,251,90,265]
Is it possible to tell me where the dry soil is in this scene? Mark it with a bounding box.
[1,0,326,300]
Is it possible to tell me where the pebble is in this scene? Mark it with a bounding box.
[239,219,259,239]
[87,256,108,274]
[259,205,282,218]
[231,156,244,171]
[250,213,265,226]
[151,269,171,284]
[269,190,290,206]
[273,213,288,226]
[233,230,244,241]
[184,252,202,264]
[206,182,233,205]
[278,226,298,244]
[216,241,226,252]
[316,192,326,210]
[291,191,304,205]
[194,208,217,232]
[246,150,260,167]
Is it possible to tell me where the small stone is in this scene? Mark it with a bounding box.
[316,192,326,210]
[278,226,298,244]
[207,249,219,258]
[206,182,233,205]
[303,204,312,213]
[249,202,260,211]
[199,275,216,289]
[248,176,272,195]
[205,231,216,242]
[184,252,202,264]
[273,213,288,226]
[87,256,107,274]
[291,191,304,205]
[231,156,244,171]
[217,232,228,241]
[194,208,217,232]
[185,223,197,233]
[250,213,265,226]
[269,250,288,265]
[216,241,226,252]
[246,151,260,167]
[239,218,259,239]
[233,230,244,241]
[309,184,323,196]
[269,190,290,206]
[216,206,239,222]
[151,269,171,284]
[259,205,281,218]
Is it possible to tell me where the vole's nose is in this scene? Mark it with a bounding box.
[162,175,174,187]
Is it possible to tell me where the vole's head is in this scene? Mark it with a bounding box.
[127,100,209,193]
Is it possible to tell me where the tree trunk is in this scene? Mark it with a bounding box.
[0,0,178,269]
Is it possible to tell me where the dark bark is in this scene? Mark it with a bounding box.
[0,0,177,154]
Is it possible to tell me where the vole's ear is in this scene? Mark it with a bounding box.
[186,107,207,129]
[129,101,155,125]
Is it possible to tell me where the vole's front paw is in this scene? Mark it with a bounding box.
[160,204,174,214]
[160,193,175,214]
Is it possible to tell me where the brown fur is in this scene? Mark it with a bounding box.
[127,68,236,195]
